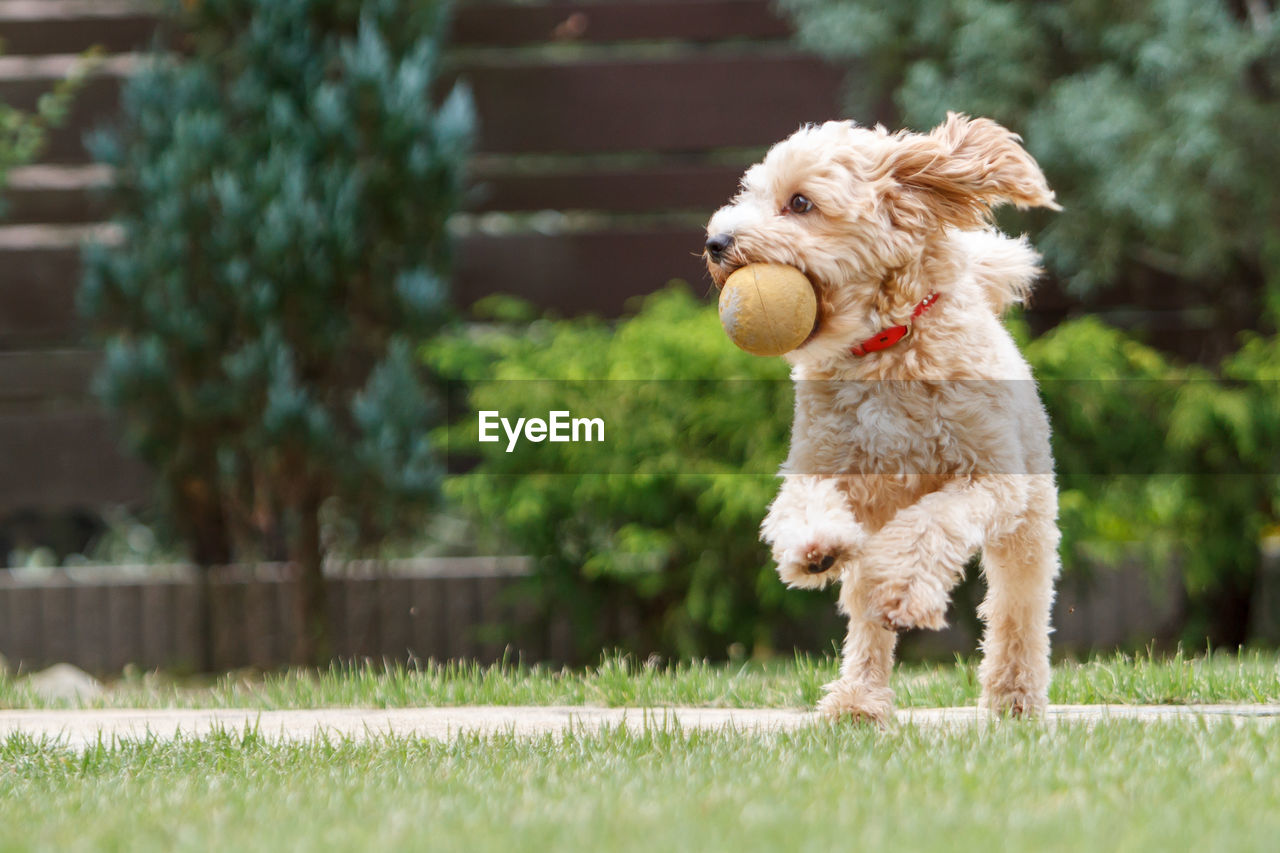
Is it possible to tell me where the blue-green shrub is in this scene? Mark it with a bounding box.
[81,0,473,663]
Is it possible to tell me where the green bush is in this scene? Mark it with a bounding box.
[1028,319,1280,642]
[435,287,1280,655]
[1023,317,1187,575]
[1165,334,1280,639]
[432,285,1280,650]
[81,0,472,664]
[428,288,832,658]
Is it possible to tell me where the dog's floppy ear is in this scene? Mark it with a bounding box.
[883,112,1059,229]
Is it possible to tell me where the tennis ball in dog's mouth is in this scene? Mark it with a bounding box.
[717,263,818,357]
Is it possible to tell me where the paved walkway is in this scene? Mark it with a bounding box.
[1,705,1277,748]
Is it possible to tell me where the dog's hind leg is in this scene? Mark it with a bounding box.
[816,580,898,724]
[977,476,1060,716]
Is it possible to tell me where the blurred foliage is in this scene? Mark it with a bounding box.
[431,287,1280,654]
[80,0,472,662]
[0,45,101,213]
[1166,333,1280,639]
[781,0,1280,314]
[1027,316,1280,641]
[427,288,815,657]
[1022,317,1186,575]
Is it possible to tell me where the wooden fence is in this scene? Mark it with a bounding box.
[0,556,1185,676]
[0,557,568,674]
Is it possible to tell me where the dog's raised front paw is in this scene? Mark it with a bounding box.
[773,533,856,589]
[816,679,894,725]
[865,573,949,631]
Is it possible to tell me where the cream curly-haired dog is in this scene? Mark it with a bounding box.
[705,113,1061,722]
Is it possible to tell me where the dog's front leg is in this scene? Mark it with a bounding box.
[761,474,865,589]
[861,473,1030,631]
[817,579,898,724]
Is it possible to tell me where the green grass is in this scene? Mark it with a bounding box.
[3,652,1279,851]
[3,722,1278,852]
[3,648,1279,710]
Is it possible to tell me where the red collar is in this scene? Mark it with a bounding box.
[849,293,939,357]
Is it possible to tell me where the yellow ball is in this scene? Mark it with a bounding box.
[717,263,817,357]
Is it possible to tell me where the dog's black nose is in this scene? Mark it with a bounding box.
[705,233,734,261]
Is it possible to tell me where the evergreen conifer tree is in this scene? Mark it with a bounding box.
[80,0,472,664]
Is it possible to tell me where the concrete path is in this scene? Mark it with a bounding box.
[1,705,1278,748]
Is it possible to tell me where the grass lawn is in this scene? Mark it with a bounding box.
[3,648,1279,710]
[2,651,1278,851]
[3,719,1278,851]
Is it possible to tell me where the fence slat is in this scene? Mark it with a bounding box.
[0,1,789,58]
[209,576,243,671]
[139,581,172,670]
[171,577,202,671]
[377,576,414,663]
[105,582,142,671]
[274,574,295,665]
[71,582,108,674]
[344,574,380,660]
[476,575,504,663]
[505,579,542,664]
[0,4,161,56]
[326,577,349,662]
[451,1,790,47]
[0,349,98,403]
[455,227,709,316]
[11,54,843,164]
[408,577,446,663]
[0,409,152,513]
[0,180,112,224]
[0,243,81,344]
[452,577,485,662]
[39,583,74,665]
[431,577,455,663]
[457,55,845,155]
[8,586,42,671]
[468,161,746,214]
[243,578,276,669]
[0,587,11,663]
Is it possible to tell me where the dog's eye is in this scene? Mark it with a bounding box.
[787,194,814,214]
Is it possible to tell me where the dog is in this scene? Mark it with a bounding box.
[704,113,1062,722]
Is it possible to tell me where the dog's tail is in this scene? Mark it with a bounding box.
[954,229,1043,315]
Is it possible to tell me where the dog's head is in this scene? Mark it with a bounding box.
[704,113,1057,363]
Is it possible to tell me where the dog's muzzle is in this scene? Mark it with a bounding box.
[705,233,734,264]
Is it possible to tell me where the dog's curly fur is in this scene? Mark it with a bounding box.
[705,113,1062,722]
